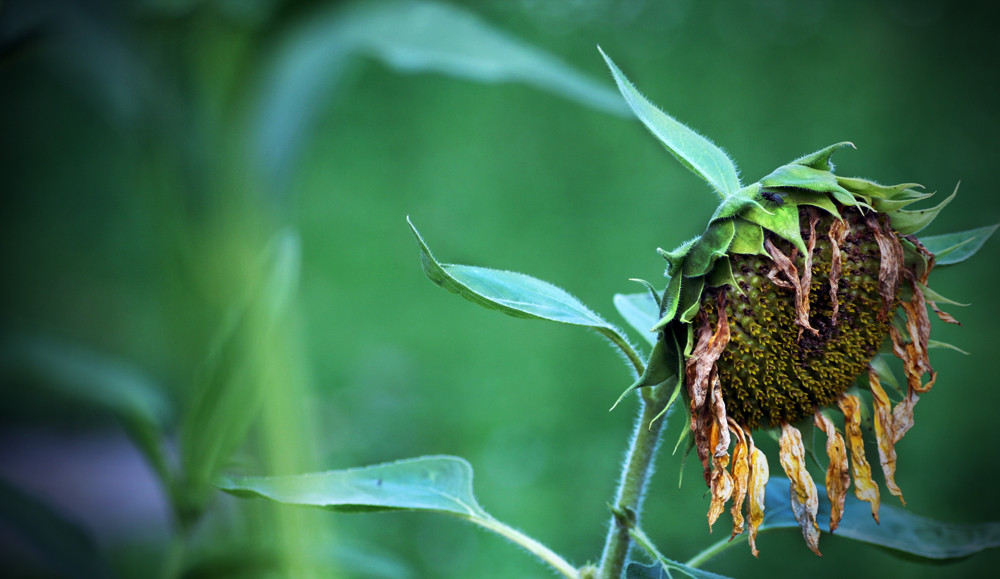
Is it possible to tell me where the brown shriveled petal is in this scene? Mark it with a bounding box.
[866,213,905,322]
[930,301,961,325]
[746,431,768,558]
[890,389,920,445]
[814,411,850,532]
[827,217,849,323]
[707,373,733,530]
[727,419,750,540]
[868,367,905,505]
[838,394,881,523]
[764,237,818,336]
[779,423,822,556]
[686,295,732,482]
[904,234,937,285]
[796,208,821,341]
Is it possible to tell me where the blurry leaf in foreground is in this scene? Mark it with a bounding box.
[409,218,642,373]
[0,336,172,485]
[217,456,578,578]
[180,228,301,508]
[0,475,114,579]
[762,477,1000,561]
[255,0,629,189]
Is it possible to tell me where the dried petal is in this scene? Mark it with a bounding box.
[827,217,849,322]
[707,373,733,530]
[838,394,881,523]
[779,423,821,556]
[867,213,905,321]
[868,367,904,504]
[686,295,731,481]
[890,389,920,444]
[727,419,750,540]
[746,432,768,558]
[930,301,961,325]
[796,208,821,340]
[903,233,937,285]
[764,237,818,336]
[814,411,850,532]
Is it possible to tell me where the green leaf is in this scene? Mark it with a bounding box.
[658,238,698,277]
[742,195,808,255]
[760,164,855,203]
[180,229,302,506]
[710,184,763,222]
[652,274,684,332]
[599,48,741,199]
[869,354,903,396]
[927,340,969,355]
[683,221,736,278]
[614,292,660,347]
[0,475,114,579]
[919,223,998,266]
[219,456,487,517]
[729,218,766,255]
[678,276,706,323]
[791,142,855,171]
[788,190,842,220]
[762,477,1000,561]
[915,282,969,306]
[256,1,630,189]
[889,184,958,235]
[706,256,741,292]
[626,559,732,579]
[611,340,677,411]
[871,189,934,213]
[836,176,921,200]
[409,218,641,371]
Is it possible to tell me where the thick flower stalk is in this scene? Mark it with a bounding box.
[601,49,995,557]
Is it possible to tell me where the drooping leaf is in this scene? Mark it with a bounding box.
[0,476,114,579]
[219,456,487,517]
[710,184,763,222]
[652,274,684,332]
[614,292,660,347]
[408,219,639,369]
[705,256,740,291]
[762,477,1000,561]
[914,282,968,306]
[742,196,808,255]
[611,340,678,411]
[871,189,934,213]
[889,185,958,235]
[927,340,969,355]
[729,218,766,255]
[683,221,736,278]
[658,238,699,276]
[256,1,629,189]
[788,190,841,220]
[599,48,741,199]
[919,224,999,266]
[791,142,855,172]
[760,164,855,204]
[626,560,732,579]
[678,276,706,323]
[180,229,302,506]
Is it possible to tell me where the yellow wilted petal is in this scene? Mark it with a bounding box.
[746,432,768,558]
[868,367,904,504]
[706,374,733,530]
[838,394,881,523]
[779,424,821,556]
[814,411,850,532]
[728,420,750,540]
[686,296,731,482]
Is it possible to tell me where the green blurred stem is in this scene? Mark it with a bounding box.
[473,516,579,579]
[597,385,670,579]
[686,530,762,568]
[628,525,669,566]
[160,532,187,579]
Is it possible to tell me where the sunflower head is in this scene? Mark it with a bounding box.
[600,50,994,557]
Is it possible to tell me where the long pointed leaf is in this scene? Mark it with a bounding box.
[614,292,661,347]
[919,223,998,266]
[408,218,641,371]
[255,0,629,189]
[599,48,741,199]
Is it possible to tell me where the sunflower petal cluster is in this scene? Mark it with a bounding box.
[601,51,994,556]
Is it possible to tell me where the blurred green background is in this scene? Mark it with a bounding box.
[2,0,999,578]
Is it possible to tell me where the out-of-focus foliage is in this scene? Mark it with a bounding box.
[1,0,999,578]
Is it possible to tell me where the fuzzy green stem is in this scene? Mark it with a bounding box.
[597,386,670,579]
[474,516,579,579]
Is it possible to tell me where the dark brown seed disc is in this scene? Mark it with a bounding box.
[706,207,895,429]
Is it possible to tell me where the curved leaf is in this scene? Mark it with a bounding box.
[791,142,855,171]
[760,164,855,203]
[683,220,736,278]
[255,0,629,188]
[627,561,732,579]
[919,224,998,266]
[889,185,958,235]
[614,292,661,347]
[219,456,487,517]
[652,274,684,332]
[409,218,641,371]
[762,477,1000,561]
[742,196,808,255]
[599,48,741,199]
[729,218,766,255]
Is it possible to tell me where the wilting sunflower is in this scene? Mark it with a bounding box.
[600,51,995,557]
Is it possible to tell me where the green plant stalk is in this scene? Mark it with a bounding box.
[473,516,579,579]
[597,385,671,579]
